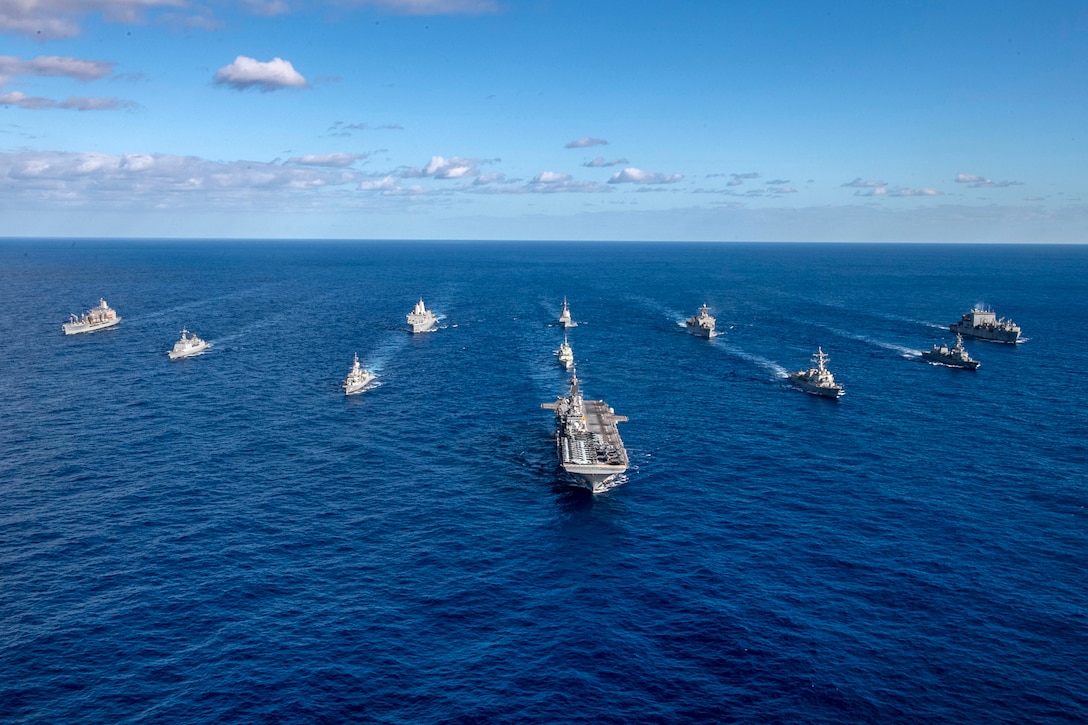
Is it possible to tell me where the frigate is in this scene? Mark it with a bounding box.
[686,304,715,338]
[788,347,844,398]
[406,298,438,333]
[168,328,210,360]
[558,297,577,328]
[343,353,376,395]
[542,367,629,493]
[922,333,980,370]
[950,306,1020,344]
[63,299,121,335]
[556,337,574,370]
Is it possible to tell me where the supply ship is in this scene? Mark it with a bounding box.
[407,298,438,333]
[686,304,715,338]
[542,367,629,493]
[63,299,121,335]
[922,333,980,370]
[949,306,1020,344]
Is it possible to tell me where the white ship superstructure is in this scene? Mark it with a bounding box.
[406,298,438,333]
[686,304,716,338]
[542,367,629,493]
[168,328,210,360]
[343,353,375,395]
[950,306,1020,344]
[63,299,121,335]
[558,297,577,329]
[788,347,844,398]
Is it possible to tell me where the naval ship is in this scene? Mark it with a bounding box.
[556,337,574,370]
[950,306,1020,343]
[63,299,121,335]
[558,297,577,328]
[788,347,844,398]
[686,304,716,338]
[343,353,376,395]
[168,329,210,360]
[406,298,438,333]
[542,367,629,493]
[922,333,980,370]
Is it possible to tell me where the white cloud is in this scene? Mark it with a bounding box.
[842,177,887,188]
[242,0,290,16]
[583,156,628,168]
[0,0,185,39]
[890,187,941,197]
[608,167,683,185]
[532,171,571,184]
[565,137,608,149]
[213,56,307,91]
[955,172,1022,189]
[0,90,133,111]
[287,153,367,167]
[358,176,398,191]
[0,55,114,81]
[400,155,479,179]
[727,172,759,186]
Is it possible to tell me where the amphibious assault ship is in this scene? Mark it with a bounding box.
[542,367,629,493]
[406,298,438,333]
[63,299,121,335]
[686,304,715,338]
[922,333,980,370]
[950,306,1020,344]
[788,347,844,398]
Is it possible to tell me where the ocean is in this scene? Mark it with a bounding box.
[1,240,1085,723]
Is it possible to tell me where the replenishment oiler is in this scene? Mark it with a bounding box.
[542,366,629,493]
[63,299,121,335]
[950,306,1021,344]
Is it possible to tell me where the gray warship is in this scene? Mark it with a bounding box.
[950,306,1020,344]
[922,333,980,370]
[686,304,716,338]
[542,366,629,493]
[788,347,844,398]
[558,297,577,329]
[406,298,438,333]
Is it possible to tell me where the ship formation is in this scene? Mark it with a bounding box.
[60,293,1028,493]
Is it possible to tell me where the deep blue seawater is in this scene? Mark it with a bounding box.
[1,240,1086,724]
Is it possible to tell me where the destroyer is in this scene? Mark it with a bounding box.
[922,333,979,370]
[557,337,574,370]
[168,328,210,360]
[542,367,629,493]
[63,299,121,335]
[558,297,577,329]
[406,298,438,333]
[686,304,716,338]
[950,306,1020,344]
[343,353,375,395]
[788,347,844,398]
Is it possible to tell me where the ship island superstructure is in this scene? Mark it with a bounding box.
[686,304,716,338]
[950,306,1020,344]
[63,299,121,335]
[558,297,577,329]
[343,353,376,395]
[542,367,629,493]
[557,337,574,370]
[168,328,210,360]
[406,298,438,333]
[788,347,844,398]
[922,333,980,370]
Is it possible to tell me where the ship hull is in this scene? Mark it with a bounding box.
[408,318,437,333]
[63,316,121,335]
[686,324,713,338]
[921,352,979,370]
[560,465,625,493]
[949,322,1019,344]
[344,375,375,395]
[788,376,843,398]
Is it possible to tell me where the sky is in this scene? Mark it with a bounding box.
[1,0,1086,242]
